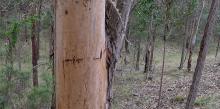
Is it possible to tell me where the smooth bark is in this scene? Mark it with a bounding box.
[56,1,107,109]
[135,40,141,71]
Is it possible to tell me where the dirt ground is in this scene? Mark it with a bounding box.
[112,46,220,109]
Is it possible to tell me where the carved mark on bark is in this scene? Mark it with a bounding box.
[93,50,102,60]
[82,0,91,8]
[64,56,83,64]
[75,0,79,4]
[65,10,68,15]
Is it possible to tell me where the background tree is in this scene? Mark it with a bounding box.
[185,0,219,108]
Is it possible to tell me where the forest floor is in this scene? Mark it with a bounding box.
[113,41,220,109]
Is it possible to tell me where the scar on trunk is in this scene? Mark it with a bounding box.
[93,50,102,60]
[65,10,68,15]
[75,1,79,4]
[82,0,91,8]
[64,56,83,64]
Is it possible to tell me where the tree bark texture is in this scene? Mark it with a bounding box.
[105,0,134,108]
[31,21,39,87]
[31,0,42,87]
[56,0,107,109]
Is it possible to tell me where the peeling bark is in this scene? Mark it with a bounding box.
[105,0,134,108]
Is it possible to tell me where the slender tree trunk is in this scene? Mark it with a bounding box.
[135,40,141,71]
[125,38,130,54]
[5,38,14,108]
[31,21,39,87]
[187,49,193,71]
[124,31,130,65]
[148,25,156,80]
[36,0,43,58]
[186,19,195,72]
[17,42,22,71]
[50,2,55,108]
[157,26,167,109]
[56,1,107,109]
[215,36,220,58]
[179,16,190,70]
[144,43,150,73]
[149,28,156,70]
[144,14,156,79]
[187,1,205,72]
[179,32,187,69]
[185,0,219,108]
[157,0,172,108]
[31,0,42,87]
[144,14,153,74]
[124,24,130,65]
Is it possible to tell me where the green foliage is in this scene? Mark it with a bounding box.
[2,15,38,51]
[131,0,162,38]
[41,10,54,29]
[172,96,185,103]
[194,96,211,106]
[186,0,198,16]
[27,73,53,109]
[27,86,51,109]
[0,65,31,109]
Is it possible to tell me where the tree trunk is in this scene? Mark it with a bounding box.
[144,14,156,80]
[144,43,150,73]
[179,19,189,70]
[144,14,153,74]
[105,0,134,108]
[148,24,156,80]
[215,36,220,58]
[56,1,107,109]
[157,25,167,109]
[125,38,130,54]
[50,2,55,108]
[157,0,172,108]
[124,24,130,65]
[17,41,22,71]
[187,49,193,71]
[187,1,205,72]
[31,0,42,87]
[124,30,130,65]
[185,0,219,108]
[135,40,141,71]
[31,21,39,87]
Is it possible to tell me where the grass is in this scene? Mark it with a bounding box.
[172,95,185,103]
[194,96,211,107]
[113,38,220,109]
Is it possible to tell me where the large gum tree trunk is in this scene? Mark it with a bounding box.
[55,0,107,109]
